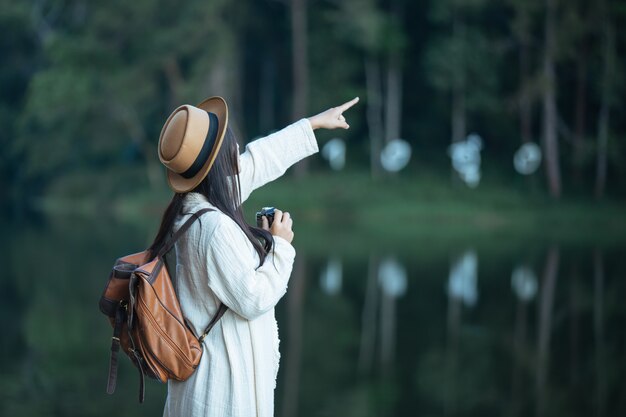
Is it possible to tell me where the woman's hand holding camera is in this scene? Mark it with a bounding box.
[261,209,294,244]
[307,97,359,130]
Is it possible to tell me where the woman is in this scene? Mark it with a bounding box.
[152,95,359,417]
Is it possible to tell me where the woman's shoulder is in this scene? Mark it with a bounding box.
[176,193,240,240]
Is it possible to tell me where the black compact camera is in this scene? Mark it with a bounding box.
[256,207,276,227]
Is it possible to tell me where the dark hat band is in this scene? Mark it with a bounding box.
[180,111,219,179]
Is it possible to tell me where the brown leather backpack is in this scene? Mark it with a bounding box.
[99,208,228,402]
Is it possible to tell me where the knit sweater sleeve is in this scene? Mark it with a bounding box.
[238,118,318,203]
[204,215,296,321]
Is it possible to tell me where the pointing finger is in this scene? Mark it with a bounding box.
[338,97,359,112]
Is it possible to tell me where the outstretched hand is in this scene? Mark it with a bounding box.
[307,97,359,130]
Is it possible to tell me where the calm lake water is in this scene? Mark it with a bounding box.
[2,213,625,416]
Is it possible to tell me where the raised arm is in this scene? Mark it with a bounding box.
[238,119,317,202]
[237,97,360,202]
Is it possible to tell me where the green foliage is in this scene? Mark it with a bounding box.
[429,0,492,23]
[1,0,626,209]
[8,0,238,196]
[424,0,501,112]
[330,0,392,53]
[424,27,498,110]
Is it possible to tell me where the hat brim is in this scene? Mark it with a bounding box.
[166,96,229,193]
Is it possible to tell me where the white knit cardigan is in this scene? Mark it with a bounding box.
[162,119,318,417]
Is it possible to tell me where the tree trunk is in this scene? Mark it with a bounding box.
[117,106,160,190]
[291,0,309,178]
[451,15,466,145]
[206,35,244,137]
[451,86,466,186]
[518,5,539,192]
[519,8,532,144]
[542,0,561,198]
[163,57,184,110]
[384,0,403,145]
[385,60,402,144]
[450,12,466,185]
[259,57,276,134]
[451,89,466,144]
[572,48,588,180]
[595,0,614,199]
[365,58,384,179]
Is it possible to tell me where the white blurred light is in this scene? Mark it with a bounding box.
[467,133,483,149]
[380,139,412,172]
[320,258,343,296]
[513,142,542,175]
[511,265,538,302]
[448,133,483,188]
[378,258,408,298]
[459,165,481,188]
[447,250,479,307]
[322,138,346,170]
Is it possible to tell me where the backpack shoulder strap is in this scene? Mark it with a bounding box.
[159,207,228,342]
[158,207,214,257]
[198,303,229,343]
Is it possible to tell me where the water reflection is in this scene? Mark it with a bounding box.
[320,257,342,296]
[511,265,538,302]
[511,263,537,416]
[447,250,479,307]
[357,256,408,376]
[2,217,625,417]
[358,255,378,375]
[281,255,306,417]
[593,250,606,417]
[536,247,559,417]
[378,258,407,370]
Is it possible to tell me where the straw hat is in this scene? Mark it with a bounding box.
[158,96,229,193]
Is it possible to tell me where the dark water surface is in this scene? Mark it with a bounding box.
[2,214,625,416]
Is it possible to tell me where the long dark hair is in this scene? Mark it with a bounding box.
[148,126,274,266]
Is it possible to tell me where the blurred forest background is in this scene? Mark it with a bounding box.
[2,2,626,416]
[1,0,626,217]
